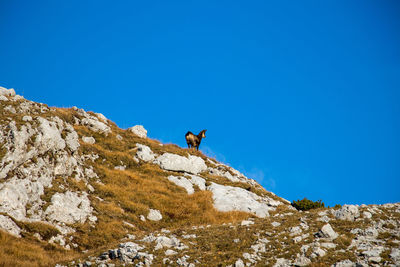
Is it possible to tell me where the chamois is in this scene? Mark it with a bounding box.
[185,130,207,151]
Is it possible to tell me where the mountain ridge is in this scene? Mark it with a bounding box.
[0,86,399,267]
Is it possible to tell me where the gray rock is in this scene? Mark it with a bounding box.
[361,246,384,258]
[81,117,111,136]
[165,249,177,256]
[207,182,274,218]
[271,222,281,227]
[0,95,8,101]
[22,115,32,122]
[390,248,400,264]
[45,191,96,224]
[316,223,338,240]
[331,259,357,267]
[273,258,291,267]
[168,175,194,194]
[188,174,206,190]
[0,86,16,97]
[335,205,360,221]
[147,209,162,221]
[241,220,254,226]
[128,125,147,138]
[65,130,80,152]
[234,259,245,267]
[136,143,155,162]
[114,165,126,171]
[35,117,66,153]
[363,211,372,219]
[289,226,302,236]
[82,136,96,144]
[294,255,311,266]
[154,153,207,175]
[95,113,108,123]
[311,247,326,258]
[0,215,21,237]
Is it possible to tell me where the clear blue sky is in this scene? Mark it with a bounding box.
[1,1,399,206]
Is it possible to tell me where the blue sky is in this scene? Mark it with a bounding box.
[1,1,399,206]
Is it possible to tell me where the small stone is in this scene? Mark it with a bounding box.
[82,136,96,144]
[241,220,254,226]
[271,222,281,227]
[147,209,162,221]
[128,125,147,138]
[22,115,32,122]
[165,249,177,256]
[234,259,245,267]
[363,211,372,219]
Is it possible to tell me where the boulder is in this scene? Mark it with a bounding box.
[0,215,21,237]
[81,117,111,136]
[334,205,360,221]
[128,125,147,138]
[136,143,155,162]
[315,223,338,240]
[45,191,96,224]
[82,136,96,144]
[207,182,273,218]
[0,86,16,97]
[35,117,66,153]
[147,209,162,221]
[154,153,207,175]
[168,176,194,194]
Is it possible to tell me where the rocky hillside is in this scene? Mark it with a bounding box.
[0,86,399,267]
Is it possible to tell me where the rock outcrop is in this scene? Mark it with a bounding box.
[154,153,207,175]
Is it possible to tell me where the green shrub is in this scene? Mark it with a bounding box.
[291,198,325,211]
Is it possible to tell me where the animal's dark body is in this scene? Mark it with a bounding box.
[185,130,207,151]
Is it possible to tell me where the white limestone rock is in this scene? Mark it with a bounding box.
[334,205,360,221]
[316,223,338,240]
[22,115,32,122]
[273,258,292,267]
[168,175,194,194]
[45,191,95,224]
[135,143,155,162]
[65,129,80,152]
[165,249,178,256]
[82,136,96,144]
[363,211,372,219]
[188,174,206,190]
[331,259,357,267]
[35,117,66,153]
[147,209,162,221]
[95,112,108,123]
[234,259,245,267]
[128,125,147,138]
[154,153,207,175]
[0,215,21,237]
[241,220,254,226]
[81,117,111,136]
[390,248,400,265]
[0,86,16,97]
[207,182,277,218]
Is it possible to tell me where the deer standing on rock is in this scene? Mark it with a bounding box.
[185,130,207,151]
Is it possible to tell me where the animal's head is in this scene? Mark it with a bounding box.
[201,129,207,138]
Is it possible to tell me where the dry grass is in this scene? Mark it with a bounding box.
[0,230,78,267]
